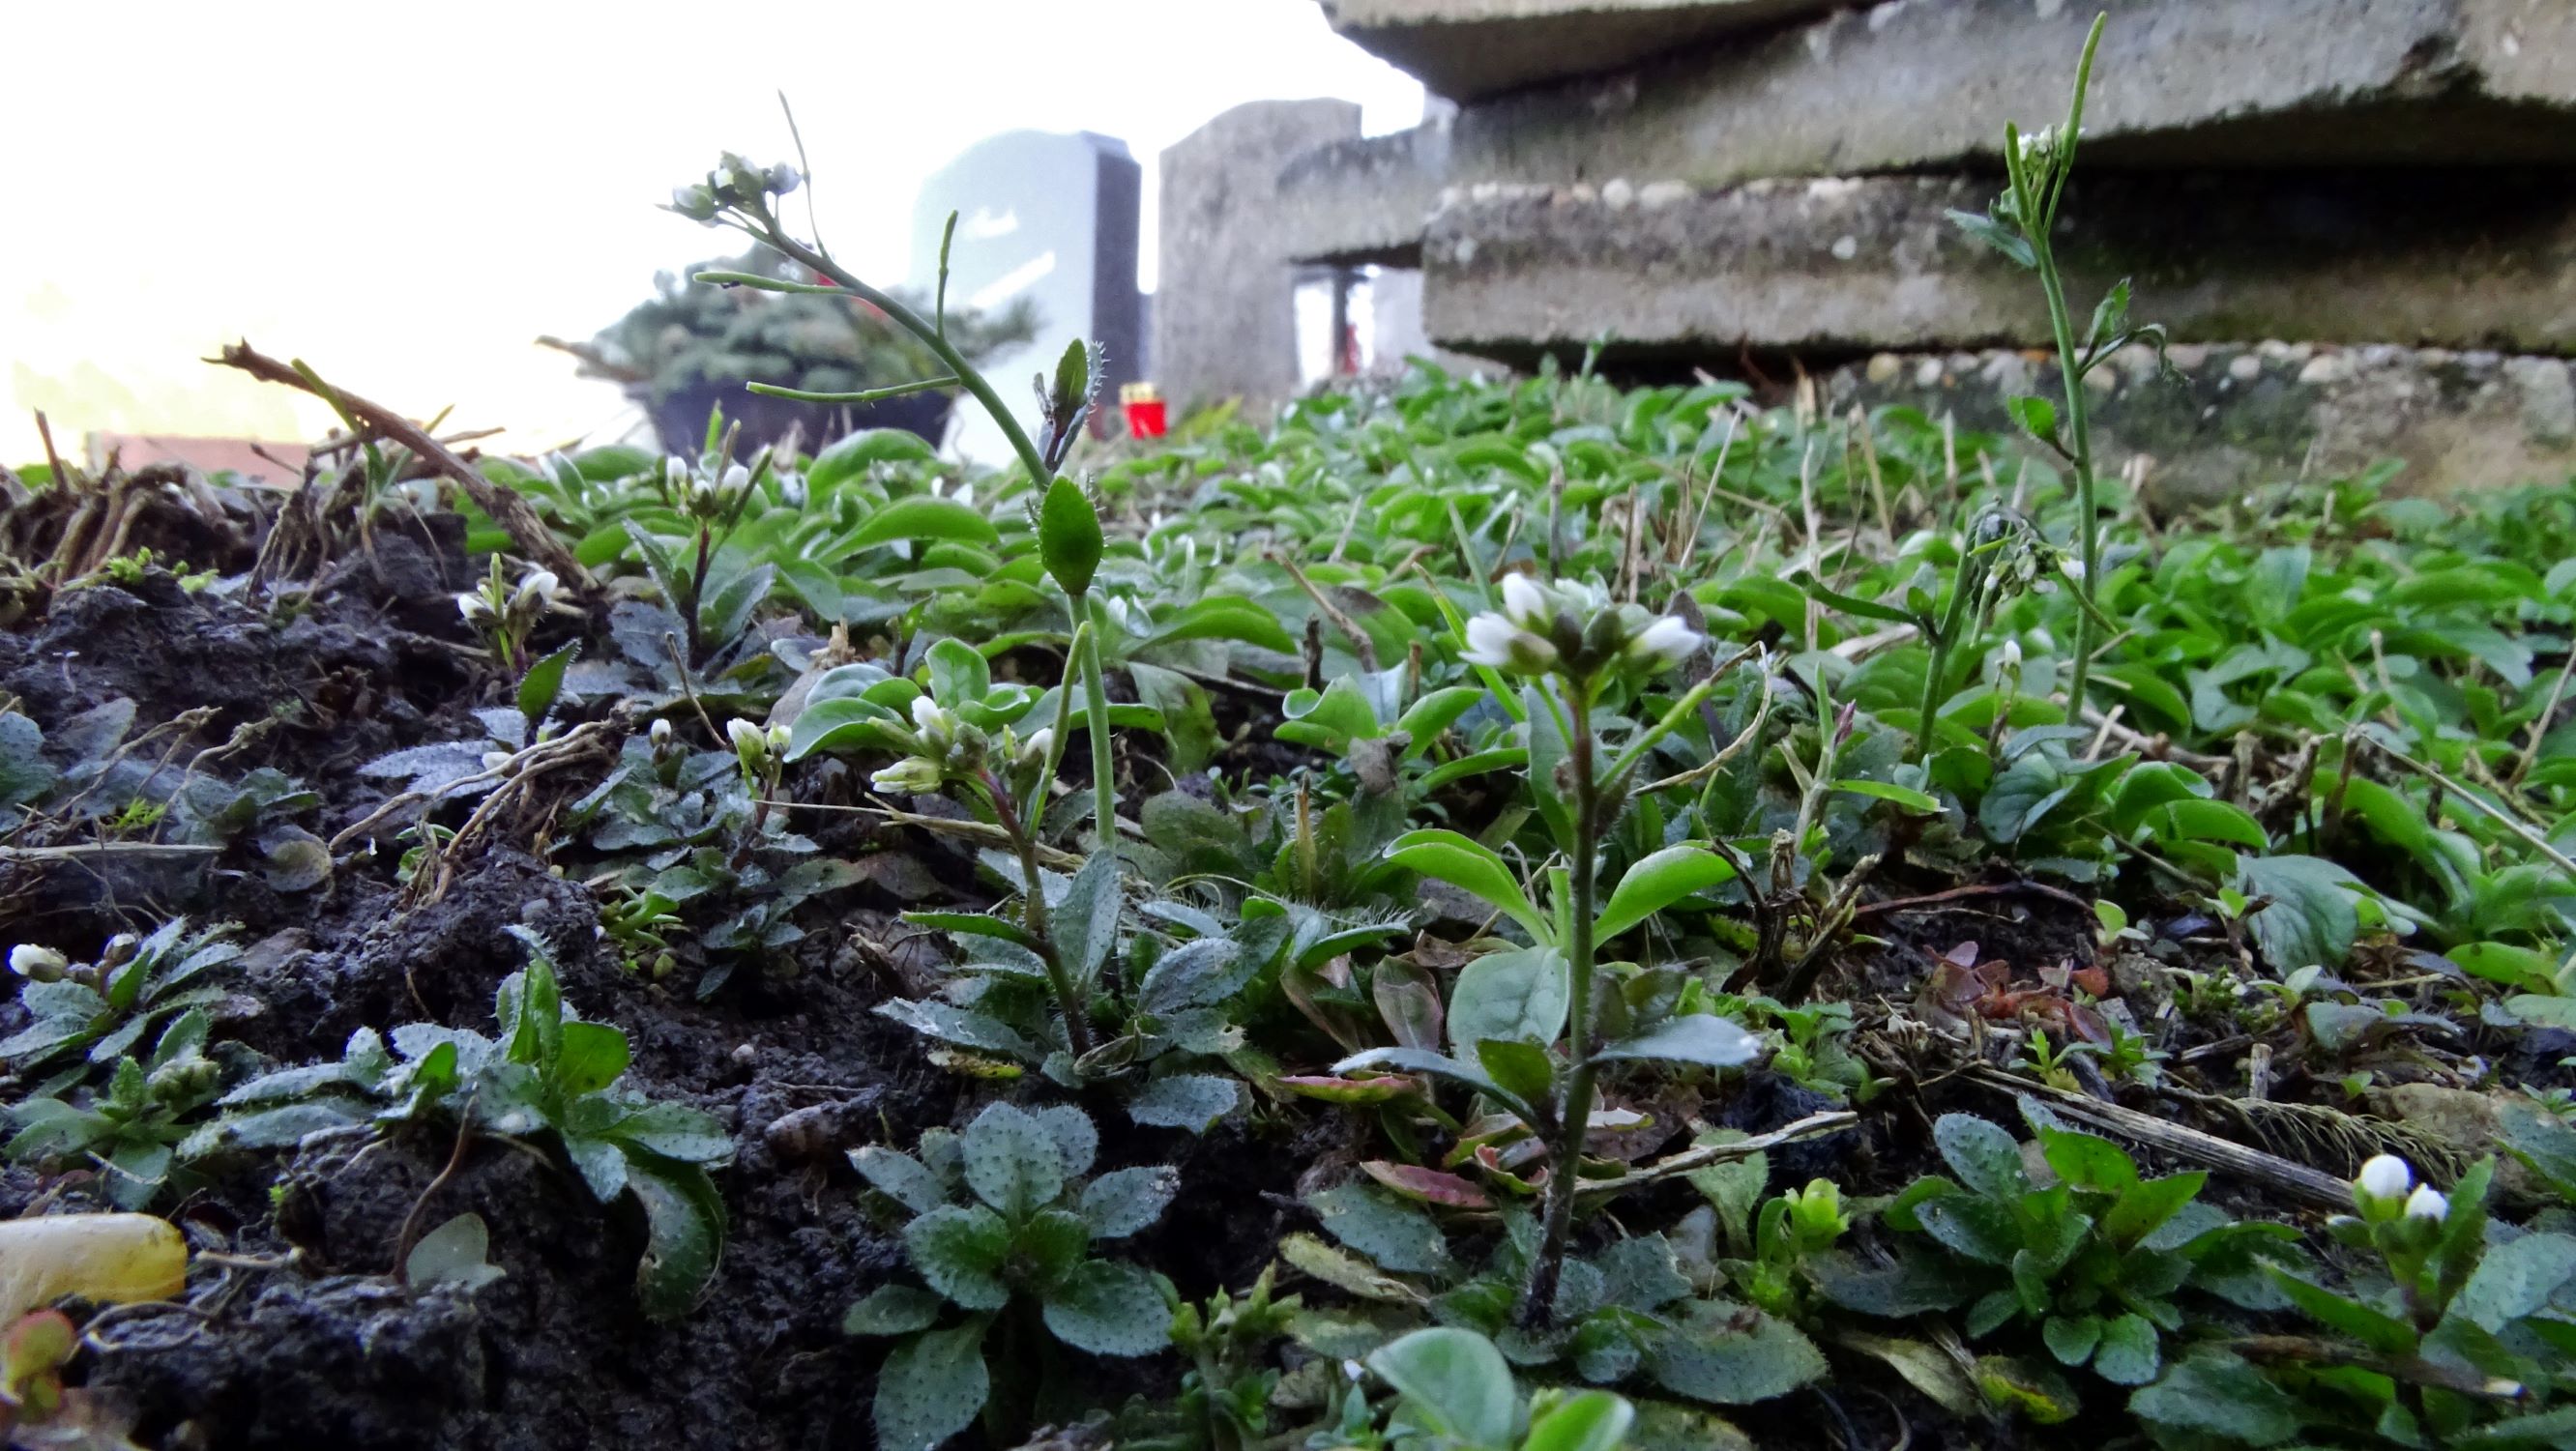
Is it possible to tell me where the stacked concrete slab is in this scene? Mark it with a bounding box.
[1158,0,2576,494]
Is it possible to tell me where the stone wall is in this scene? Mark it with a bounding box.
[1143,0,2576,491]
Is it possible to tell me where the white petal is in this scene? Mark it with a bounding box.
[1464,614,1522,665]
[2356,1154,2413,1201]
[1500,574,1549,627]
[1634,616,1702,663]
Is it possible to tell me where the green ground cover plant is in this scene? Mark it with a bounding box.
[1,15,2575,1449]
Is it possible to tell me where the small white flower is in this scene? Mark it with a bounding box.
[662,456,692,490]
[2405,1185,2449,1222]
[1499,573,1550,628]
[720,464,752,499]
[510,570,560,616]
[1462,613,1556,673]
[456,592,496,626]
[9,945,67,979]
[2356,1154,2414,1202]
[1628,615,1704,668]
[767,723,793,754]
[726,718,766,756]
[2060,558,2088,583]
[649,718,674,748]
[1020,727,1054,764]
[2000,639,2024,670]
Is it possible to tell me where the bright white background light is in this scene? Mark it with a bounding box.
[0,0,1421,461]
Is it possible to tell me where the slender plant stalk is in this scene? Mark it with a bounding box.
[1073,594,1120,855]
[2032,241,2099,712]
[983,769,1096,1059]
[2013,16,2108,714]
[1912,543,1986,765]
[1519,677,1599,1325]
[725,206,1125,850]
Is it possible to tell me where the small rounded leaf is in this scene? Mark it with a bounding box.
[903,1204,1012,1312]
[874,1320,991,1451]
[1367,1327,1517,1447]
[1079,1166,1180,1239]
[1040,1259,1170,1357]
[1039,476,1103,598]
[961,1102,1065,1217]
[843,1283,944,1337]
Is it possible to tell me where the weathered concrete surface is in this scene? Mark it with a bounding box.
[1826,342,2576,500]
[1316,0,1844,100]
[1277,122,1450,266]
[1156,101,1361,414]
[1447,0,2576,190]
[1421,171,2576,361]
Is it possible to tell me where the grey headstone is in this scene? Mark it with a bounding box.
[1156,100,1363,418]
[909,131,1142,464]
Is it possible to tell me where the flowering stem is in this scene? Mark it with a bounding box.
[1520,675,1599,1327]
[721,208,1124,855]
[982,769,1095,1059]
[1913,547,1984,765]
[1071,590,1120,856]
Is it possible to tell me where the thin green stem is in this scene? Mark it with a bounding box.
[982,771,1096,1059]
[1074,592,1120,856]
[724,210,1125,859]
[1519,676,1598,1326]
[2034,243,2101,714]
[710,216,1054,494]
[1913,547,1985,765]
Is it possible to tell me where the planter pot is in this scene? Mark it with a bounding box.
[643,380,954,457]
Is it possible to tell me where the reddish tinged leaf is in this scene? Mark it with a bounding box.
[1476,1145,1549,1194]
[2069,967,2112,998]
[1361,1161,1493,1208]
[1276,1075,1416,1105]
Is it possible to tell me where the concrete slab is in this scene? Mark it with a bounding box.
[1825,343,2576,500]
[1276,123,1451,266]
[1316,0,1845,100]
[1448,0,2576,190]
[1420,170,2576,362]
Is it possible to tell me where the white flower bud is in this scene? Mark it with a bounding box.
[2405,1185,2448,1222]
[1020,727,1054,765]
[668,184,720,222]
[649,718,674,748]
[2356,1154,2413,1202]
[456,592,496,626]
[767,723,793,755]
[871,757,944,795]
[2000,638,2023,670]
[2060,558,2088,583]
[1500,573,1551,629]
[720,464,752,500]
[725,718,767,761]
[9,945,68,980]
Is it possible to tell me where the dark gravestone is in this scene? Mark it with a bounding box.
[909,131,1142,461]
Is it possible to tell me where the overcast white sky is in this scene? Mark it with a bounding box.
[0,0,1422,462]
